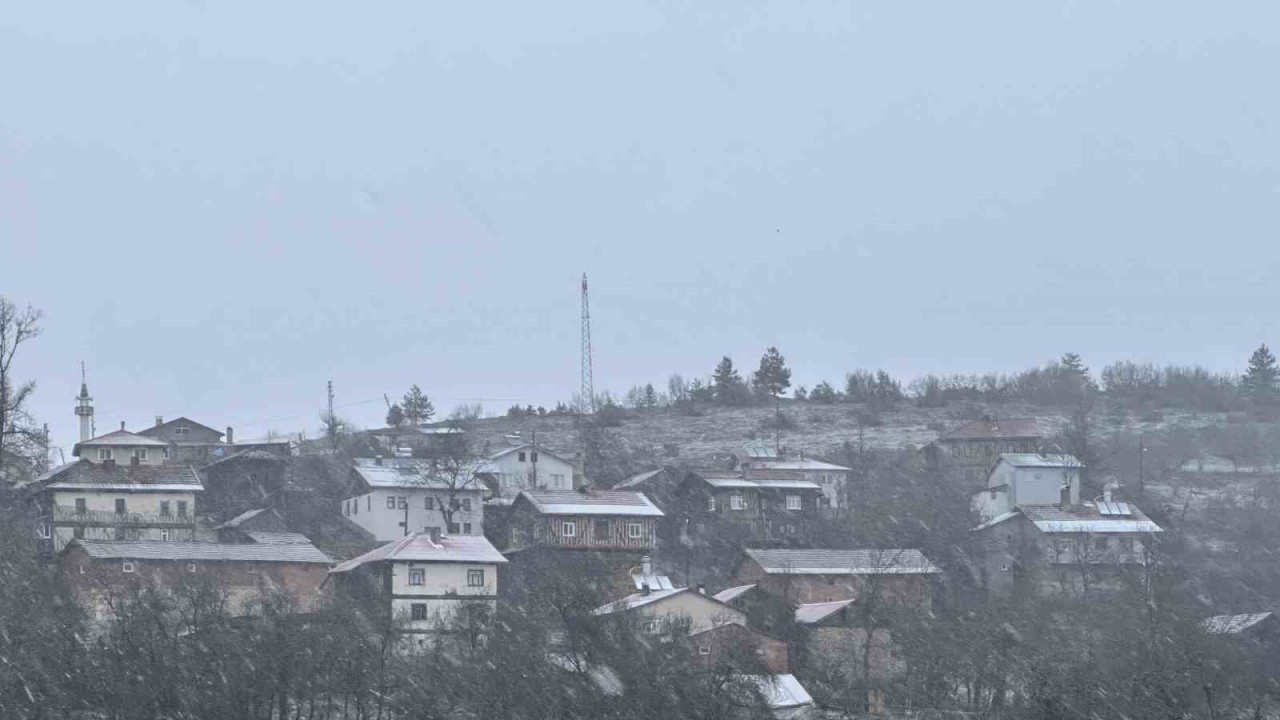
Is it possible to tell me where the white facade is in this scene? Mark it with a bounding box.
[343,487,483,542]
[390,558,500,633]
[485,444,575,499]
[973,454,1082,522]
[739,454,852,509]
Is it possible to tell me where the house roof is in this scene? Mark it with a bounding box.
[213,508,269,529]
[1019,504,1163,534]
[330,533,507,573]
[738,674,814,710]
[1202,612,1275,635]
[794,599,855,625]
[73,429,170,453]
[138,417,224,438]
[518,490,664,517]
[486,443,573,465]
[351,462,482,492]
[695,471,821,491]
[591,588,687,614]
[712,584,757,604]
[937,418,1040,442]
[67,540,331,564]
[43,461,204,492]
[615,468,665,489]
[202,449,287,470]
[245,532,313,546]
[996,453,1083,469]
[745,548,941,575]
[749,459,851,472]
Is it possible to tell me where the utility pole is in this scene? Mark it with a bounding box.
[1138,438,1146,501]
[530,429,538,488]
[327,380,335,422]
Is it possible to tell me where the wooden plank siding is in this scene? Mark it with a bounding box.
[541,515,656,551]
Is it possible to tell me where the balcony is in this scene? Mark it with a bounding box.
[53,505,196,528]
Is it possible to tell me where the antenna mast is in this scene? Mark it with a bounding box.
[580,273,595,415]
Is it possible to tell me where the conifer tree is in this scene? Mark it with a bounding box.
[1242,344,1278,406]
[402,385,435,425]
[712,357,745,404]
[751,347,792,402]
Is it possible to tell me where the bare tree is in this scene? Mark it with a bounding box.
[0,298,43,476]
[423,422,486,532]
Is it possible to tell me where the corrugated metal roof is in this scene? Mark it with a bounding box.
[746,548,941,575]
[794,599,855,624]
[703,476,821,490]
[245,532,313,546]
[749,459,851,472]
[998,453,1083,469]
[486,443,573,465]
[1202,612,1274,634]
[712,584,756,604]
[1020,505,1162,534]
[330,533,507,573]
[938,418,1040,441]
[591,588,686,615]
[44,462,204,491]
[74,430,171,448]
[520,490,664,517]
[352,463,483,491]
[70,540,331,564]
[737,674,814,709]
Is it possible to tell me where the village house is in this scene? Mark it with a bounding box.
[972,453,1083,522]
[679,469,822,543]
[138,416,235,464]
[341,456,484,542]
[922,417,1041,487]
[731,549,940,608]
[60,537,332,625]
[477,440,576,500]
[198,449,291,515]
[734,445,852,509]
[971,496,1164,594]
[505,489,663,552]
[29,427,203,552]
[328,532,506,648]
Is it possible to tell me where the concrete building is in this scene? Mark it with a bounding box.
[329,532,506,647]
[138,416,233,464]
[342,457,484,542]
[922,417,1041,487]
[60,538,332,625]
[477,441,576,500]
[972,453,1083,522]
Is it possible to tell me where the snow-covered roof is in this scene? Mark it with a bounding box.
[43,462,204,492]
[746,548,940,575]
[1202,612,1275,635]
[213,508,268,529]
[997,453,1084,469]
[351,462,482,491]
[519,490,664,517]
[591,588,686,615]
[737,674,814,710]
[73,429,170,450]
[1021,505,1163,534]
[486,443,573,465]
[68,540,331,564]
[794,599,855,624]
[712,584,757,604]
[749,459,851,472]
[615,468,664,489]
[245,532,313,546]
[698,472,821,491]
[330,533,507,573]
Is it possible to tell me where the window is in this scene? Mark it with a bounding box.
[1120,537,1135,553]
[353,499,358,515]
[530,452,538,462]
[114,527,127,541]
[594,519,610,539]
[698,645,711,655]
[468,569,485,587]
[424,496,434,510]
[75,498,86,513]
[730,494,744,511]
[518,452,527,462]
[160,529,171,542]
[408,568,425,585]
[410,603,427,620]
[1001,562,1010,572]
[115,498,127,514]
[37,522,51,539]
[175,426,189,437]
[628,522,642,539]
[707,497,716,512]
[187,563,196,573]
[73,526,85,539]
[461,499,472,512]
[160,501,171,516]
[551,473,565,487]
[98,448,113,461]
[562,521,577,537]
[177,501,188,517]
[133,448,147,461]
[122,561,135,573]
[387,496,397,509]
[786,495,801,510]
[448,523,460,534]
[463,523,472,534]
[162,447,172,460]
[533,523,542,539]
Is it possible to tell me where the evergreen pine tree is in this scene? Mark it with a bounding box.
[1242,344,1279,405]
[712,357,744,404]
[751,347,792,401]
[402,385,435,425]
[385,403,405,427]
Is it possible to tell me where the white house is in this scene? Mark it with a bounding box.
[737,445,852,509]
[478,442,576,500]
[29,428,203,551]
[342,458,484,542]
[972,453,1083,522]
[329,532,507,646]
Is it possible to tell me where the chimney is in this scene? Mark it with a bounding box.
[226,426,234,444]
[155,416,164,427]
[697,584,707,595]
[120,421,126,431]
[428,527,442,544]
[374,455,383,466]
[641,555,652,577]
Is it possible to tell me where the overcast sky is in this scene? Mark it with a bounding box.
[4,1,1279,454]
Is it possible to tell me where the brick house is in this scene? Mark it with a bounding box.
[60,538,332,625]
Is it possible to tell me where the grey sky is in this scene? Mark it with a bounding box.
[3,1,1278,454]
